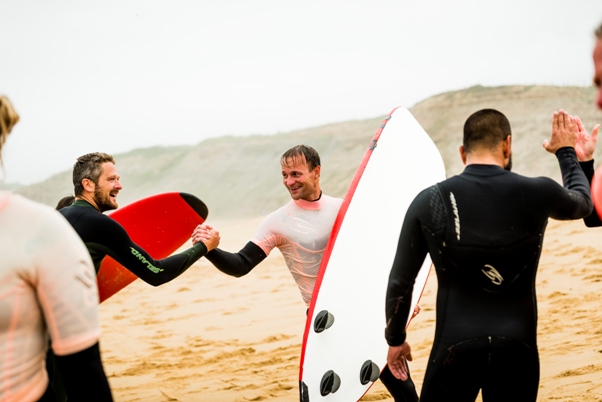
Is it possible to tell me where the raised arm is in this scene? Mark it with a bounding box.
[573,114,602,227]
[542,110,593,220]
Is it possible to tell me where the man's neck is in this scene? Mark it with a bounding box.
[465,155,505,168]
[308,190,322,202]
[76,194,100,212]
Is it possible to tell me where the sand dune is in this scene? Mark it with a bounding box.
[99,215,602,401]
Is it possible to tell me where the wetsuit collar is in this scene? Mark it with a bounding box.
[294,193,326,211]
[73,199,96,208]
[463,164,508,176]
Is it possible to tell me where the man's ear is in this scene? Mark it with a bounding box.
[459,145,468,165]
[503,136,512,158]
[82,178,95,193]
[314,165,321,179]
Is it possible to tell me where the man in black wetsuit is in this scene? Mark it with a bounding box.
[60,152,220,285]
[384,109,593,401]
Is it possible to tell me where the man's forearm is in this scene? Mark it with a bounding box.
[205,241,266,277]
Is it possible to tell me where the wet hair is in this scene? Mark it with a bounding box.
[0,96,20,159]
[55,195,75,210]
[596,21,602,39]
[281,145,321,171]
[72,152,115,196]
[463,109,512,154]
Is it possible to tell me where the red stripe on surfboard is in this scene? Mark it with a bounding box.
[97,192,207,303]
[298,106,401,380]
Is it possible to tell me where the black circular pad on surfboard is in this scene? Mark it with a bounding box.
[313,310,335,333]
[320,370,341,396]
[179,192,209,219]
[359,360,380,385]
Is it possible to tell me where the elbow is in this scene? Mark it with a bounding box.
[224,268,251,278]
[142,277,166,287]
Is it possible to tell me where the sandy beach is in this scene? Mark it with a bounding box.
[99,216,602,401]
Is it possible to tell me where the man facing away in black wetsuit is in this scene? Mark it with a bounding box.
[60,152,220,284]
[384,109,594,402]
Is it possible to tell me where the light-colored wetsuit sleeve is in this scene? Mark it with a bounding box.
[250,212,283,256]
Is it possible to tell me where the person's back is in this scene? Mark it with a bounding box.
[385,109,593,402]
[420,163,587,350]
[0,94,112,401]
[0,192,109,401]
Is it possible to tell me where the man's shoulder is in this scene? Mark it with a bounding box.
[61,205,123,229]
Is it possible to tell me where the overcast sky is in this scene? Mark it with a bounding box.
[1,0,602,185]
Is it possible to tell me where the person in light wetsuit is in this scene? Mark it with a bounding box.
[0,95,113,402]
[59,152,220,282]
[192,145,419,401]
[385,109,594,402]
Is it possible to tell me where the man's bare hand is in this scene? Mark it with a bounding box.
[543,110,578,154]
[573,115,600,162]
[192,223,220,251]
[387,342,413,381]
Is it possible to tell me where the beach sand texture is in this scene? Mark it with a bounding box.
[99,216,602,401]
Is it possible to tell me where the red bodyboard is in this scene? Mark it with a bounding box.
[96,192,208,303]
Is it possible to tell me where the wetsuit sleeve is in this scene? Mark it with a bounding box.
[548,147,593,220]
[99,217,208,286]
[579,159,602,227]
[55,342,113,401]
[205,241,267,277]
[384,190,431,346]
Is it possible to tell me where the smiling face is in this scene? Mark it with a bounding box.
[92,162,122,212]
[281,155,321,201]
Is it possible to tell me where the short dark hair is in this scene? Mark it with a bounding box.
[0,95,20,159]
[596,21,602,39]
[73,152,115,196]
[281,145,321,171]
[463,109,512,153]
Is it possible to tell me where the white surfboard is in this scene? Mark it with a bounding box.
[299,107,446,401]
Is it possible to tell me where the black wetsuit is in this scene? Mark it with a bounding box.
[580,159,602,227]
[60,199,207,285]
[385,148,593,402]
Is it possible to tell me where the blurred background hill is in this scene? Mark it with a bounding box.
[15,85,601,220]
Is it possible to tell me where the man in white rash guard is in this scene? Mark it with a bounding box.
[192,144,419,401]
